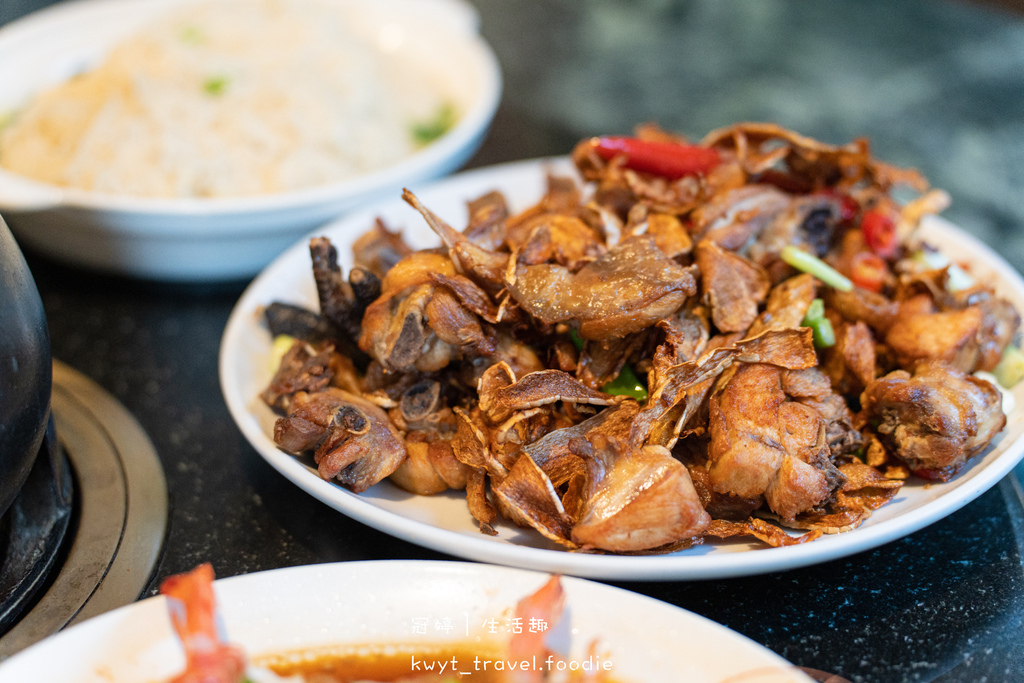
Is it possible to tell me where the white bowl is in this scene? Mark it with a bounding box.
[0,0,502,281]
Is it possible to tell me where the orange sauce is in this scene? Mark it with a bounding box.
[258,643,509,682]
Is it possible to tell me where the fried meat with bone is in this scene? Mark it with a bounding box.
[708,363,845,521]
[274,388,406,493]
[358,250,494,372]
[569,434,711,552]
[261,123,1018,554]
[508,234,698,340]
[860,362,1006,480]
[696,241,770,333]
[631,327,818,449]
[477,363,618,424]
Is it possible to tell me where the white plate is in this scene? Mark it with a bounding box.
[0,0,501,281]
[219,157,1024,581]
[0,560,813,682]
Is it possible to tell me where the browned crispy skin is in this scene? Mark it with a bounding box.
[885,295,984,372]
[691,185,790,251]
[570,436,710,552]
[507,213,605,269]
[746,273,816,337]
[261,340,335,412]
[860,362,1006,480]
[508,234,697,340]
[975,297,1021,372]
[696,241,770,333]
[477,365,618,424]
[824,287,899,334]
[707,363,845,520]
[352,218,413,280]
[274,388,407,493]
[631,327,817,449]
[463,190,509,251]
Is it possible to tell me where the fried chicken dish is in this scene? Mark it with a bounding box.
[260,122,1021,554]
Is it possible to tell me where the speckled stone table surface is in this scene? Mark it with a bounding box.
[3,1,1024,681]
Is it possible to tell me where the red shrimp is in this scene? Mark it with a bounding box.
[160,563,247,683]
[503,575,566,683]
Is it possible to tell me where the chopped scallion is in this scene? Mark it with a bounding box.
[602,364,648,401]
[411,103,456,145]
[569,328,584,351]
[807,317,835,348]
[993,345,1024,389]
[203,75,229,96]
[780,246,853,292]
[180,25,204,44]
[804,297,825,322]
[801,298,835,348]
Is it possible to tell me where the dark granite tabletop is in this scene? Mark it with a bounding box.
[3,1,1024,681]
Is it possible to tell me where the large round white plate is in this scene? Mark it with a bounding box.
[219,157,1024,581]
[0,561,812,682]
[0,0,500,281]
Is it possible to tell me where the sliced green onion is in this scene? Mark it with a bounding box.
[804,297,825,322]
[993,345,1024,389]
[800,297,834,347]
[569,328,584,351]
[203,75,229,96]
[805,316,835,348]
[180,25,204,44]
[0,109,15,133]
[411,103,456,145]
[602,364,648,401]
[780,246,853,292]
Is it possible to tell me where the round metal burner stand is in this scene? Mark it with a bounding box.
[0,361,168,659]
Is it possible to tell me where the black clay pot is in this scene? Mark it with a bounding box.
[0,214,51,519]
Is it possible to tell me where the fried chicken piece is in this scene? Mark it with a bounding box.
[352,218,413,280]
[508,234,698,340]
[975,296,1021,372]
[884,294,985,372]
[860,361,1006,480]
[707,363,845,520]
[695,241,770,333]
[781,366,863,456]
[261,340,335,412]
[274,388,407,493]
[569,435,711,552]
[824,286,899,334]
[691,185,790,251]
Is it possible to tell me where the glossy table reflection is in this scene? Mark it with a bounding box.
[5,0,1024,681]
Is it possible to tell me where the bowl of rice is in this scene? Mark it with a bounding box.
[0,0,501,281]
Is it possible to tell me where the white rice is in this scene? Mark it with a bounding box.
[0,0,448,198]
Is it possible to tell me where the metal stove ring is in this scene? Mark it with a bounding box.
[0,360,168,659]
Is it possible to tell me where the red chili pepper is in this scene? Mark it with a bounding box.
[860,209,897,258]
[836,193,860,223]
[911,467,951,482]
[850,251,888,292]
[818,190,859,222]
[592,136,721,179]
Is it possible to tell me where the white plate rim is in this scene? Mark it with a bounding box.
[0,560,815,682]
[219,156,1024,581]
